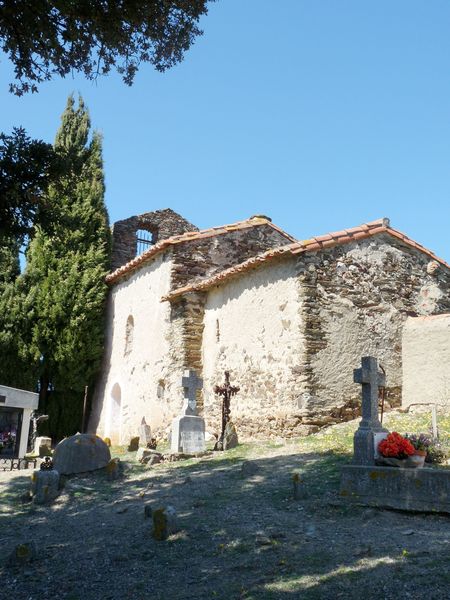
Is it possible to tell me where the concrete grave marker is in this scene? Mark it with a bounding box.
[353,356,387,465]
[171,370,205,454]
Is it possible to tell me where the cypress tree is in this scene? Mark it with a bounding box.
[24,96,111,438]
[0,238,39,390]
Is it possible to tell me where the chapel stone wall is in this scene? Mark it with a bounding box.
[402,314,450,409]
[201,258,306,439]
[170,222,291,289]
[299,234,450,425]
[111,209,198,271]
[89,252,176,444]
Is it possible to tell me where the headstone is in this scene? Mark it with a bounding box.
[152,505,177,540]
[353,356,388,465]
[34,436,52,457]
[8,541,37,565]
[171,370,206,454]
[139,418,152,446]
[128,436,140,451]
[223,421,238,450]
[31,469,60,504]
[53,433,111,475]
[293,472,307,500]
[106,458,121,480]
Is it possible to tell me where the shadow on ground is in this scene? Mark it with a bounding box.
[0,445,448,600]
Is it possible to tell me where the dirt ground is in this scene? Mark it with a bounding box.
[0,414,449,600]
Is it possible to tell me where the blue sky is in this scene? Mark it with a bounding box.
[2,1,450,260]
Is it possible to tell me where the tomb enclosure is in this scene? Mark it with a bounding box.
[340,356,450,514]
[0,384,39,459]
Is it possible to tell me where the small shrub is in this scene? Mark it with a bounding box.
[425,441,448,464]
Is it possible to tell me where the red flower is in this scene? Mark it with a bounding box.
[378,432,415,458]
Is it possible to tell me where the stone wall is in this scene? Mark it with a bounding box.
[402,314,450,408]
[170,223,291,289]
[89,252,176,444]
[201,258,305,439]
[111,209,198,270]
[198,234,450,440]
[299,234,450,426]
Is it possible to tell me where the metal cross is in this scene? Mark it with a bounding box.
[182,370,203,415]
[214,371,240,444]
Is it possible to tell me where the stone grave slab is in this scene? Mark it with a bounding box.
[340,465,450,514]
[171,369,206,454]
[171,415,206,454]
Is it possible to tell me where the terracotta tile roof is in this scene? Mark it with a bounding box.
[106,217,296,284]
[162,217,450,302]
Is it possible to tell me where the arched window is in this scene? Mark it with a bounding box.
[136,229,154,256]
[124,315,134,355]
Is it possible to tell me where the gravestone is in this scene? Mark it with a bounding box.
[139,417,152,446]
[34,436,52,457]
[53,433,111,475]
[352,356,387,465]
[340,356,450,513]
[171,370,206,454]
[31,469,60,504]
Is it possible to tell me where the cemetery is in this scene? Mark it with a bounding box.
[0,362,449,599]
[2,3,450,599]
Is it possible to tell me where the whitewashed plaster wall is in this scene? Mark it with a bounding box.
[202,259,303,437]
[91,252,177,444]
[402,314,450,409]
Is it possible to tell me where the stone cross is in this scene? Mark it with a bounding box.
[181,370,203,416]
[353,356,387,465]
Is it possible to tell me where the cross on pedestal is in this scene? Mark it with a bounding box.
[181,370,203,416]
[353,356,387,465]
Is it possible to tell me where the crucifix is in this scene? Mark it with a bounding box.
[353,356,388,465]
[214,371,240,448]
[28,412,49,453]
[181,370,203,415]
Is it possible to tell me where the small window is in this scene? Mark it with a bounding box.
[124,315,134,355]
[136,229,154,256]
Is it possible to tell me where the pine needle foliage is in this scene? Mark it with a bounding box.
[23,96,111,438]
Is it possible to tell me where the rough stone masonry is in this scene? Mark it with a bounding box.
[90,213,450,442]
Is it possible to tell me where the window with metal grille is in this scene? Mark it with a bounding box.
[136,229,154,256]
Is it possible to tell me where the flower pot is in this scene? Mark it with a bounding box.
[411,451,426,468]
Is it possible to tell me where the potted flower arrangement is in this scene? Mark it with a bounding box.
[405,433,430,468]
[377,432,419,468]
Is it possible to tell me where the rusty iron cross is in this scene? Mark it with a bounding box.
[214,371,240,443]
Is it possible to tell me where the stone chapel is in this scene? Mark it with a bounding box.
[89,209,450,443]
